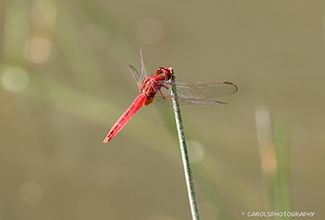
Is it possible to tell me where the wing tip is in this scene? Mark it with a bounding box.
[223,81,239,94]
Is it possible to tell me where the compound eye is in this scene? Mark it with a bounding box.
[164,72,170,80]
[164,68,171,80]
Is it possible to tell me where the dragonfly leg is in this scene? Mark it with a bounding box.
[162,82,171,90]
[162,78,175,90]
[157,88,173,99]
[156,78,175,100]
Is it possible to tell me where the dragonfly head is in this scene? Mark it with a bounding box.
[155,67,172,80]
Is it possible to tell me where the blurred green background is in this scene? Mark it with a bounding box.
[1,0,325,219]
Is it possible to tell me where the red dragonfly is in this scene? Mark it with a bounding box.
[103,47,238,143]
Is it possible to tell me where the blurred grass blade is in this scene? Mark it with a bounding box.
[68,0,138,82]
[255,105,292,220]
[2,0,30,63]
[274,117,291,214]
[255,105,276,212]
[56,0,107,88]
[193,161,235,220]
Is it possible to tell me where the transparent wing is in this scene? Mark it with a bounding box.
[173,81,238,98]
[139,46,147,80]
[129,46,148,89]
[148,80,238,107]
[129,65,142,88]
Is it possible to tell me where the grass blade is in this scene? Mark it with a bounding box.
[274,117,291,214]
[169,67,200,220]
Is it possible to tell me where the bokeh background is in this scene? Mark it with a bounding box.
[1,0,325,219]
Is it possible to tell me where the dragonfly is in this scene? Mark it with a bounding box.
[103,47,238,143]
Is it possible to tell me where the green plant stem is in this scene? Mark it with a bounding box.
[274,117,291,216]
[169,68,200,220]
